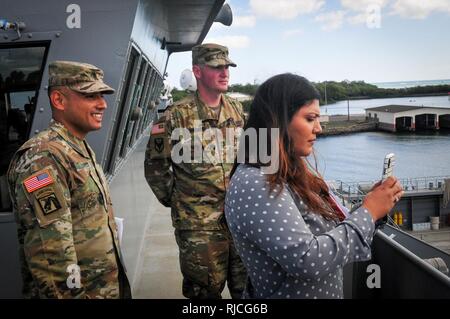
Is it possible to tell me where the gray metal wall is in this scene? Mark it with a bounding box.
[130,0,169,75]
[0,214,22,298]
[439,197,450,226]
[0,0,139,162]
[395,194,448,228]
[412,196,440,223]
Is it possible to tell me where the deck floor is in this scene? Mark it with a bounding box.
[132,199,231,299]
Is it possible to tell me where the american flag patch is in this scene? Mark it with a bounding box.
[151,123,165,135]
[24,170,54,193]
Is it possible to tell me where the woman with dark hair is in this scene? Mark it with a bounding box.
[224,73,403,299]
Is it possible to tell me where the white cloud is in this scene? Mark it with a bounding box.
[390,0,450,19]
[233,15,257,27]
[340,0,389,25]
[347,13,367,25]
[210,23,228,33]
[250,0,324,20]
[315,11,346,31]
[282,28,304,38]
[340,0,450,21]
[204,35,250,49]
[340,0,390,12]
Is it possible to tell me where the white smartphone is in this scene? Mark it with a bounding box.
[381,153,395,182]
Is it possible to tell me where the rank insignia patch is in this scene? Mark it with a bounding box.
[24,170,54,193]
[37,190,62,215]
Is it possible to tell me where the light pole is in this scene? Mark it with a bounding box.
[344,79,350,121]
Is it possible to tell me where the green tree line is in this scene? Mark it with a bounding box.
[314,81,450,104]
[171,81,450,107]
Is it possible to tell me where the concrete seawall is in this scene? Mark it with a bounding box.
[320,115,378,136]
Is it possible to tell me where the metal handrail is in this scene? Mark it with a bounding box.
[327,175,450,229]
[398,175,450,191]
[328,180,365,210]
[330,175,450,197]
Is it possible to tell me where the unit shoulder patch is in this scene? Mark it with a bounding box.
[36,188,62,215]
[21,168,68,226]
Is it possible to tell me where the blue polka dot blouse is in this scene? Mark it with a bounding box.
[224,164,376,299]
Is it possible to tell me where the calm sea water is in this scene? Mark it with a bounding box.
[322,95,450,115]
[316,91,450,182]
[312,130,450,183]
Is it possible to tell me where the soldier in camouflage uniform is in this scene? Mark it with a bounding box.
[7,61,131,299]
[145,44,247,299]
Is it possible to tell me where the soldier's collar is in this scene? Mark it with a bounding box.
[50,120,90,158]
[217,94,234,125]
[195,92,234,126]
[195,92,219,121]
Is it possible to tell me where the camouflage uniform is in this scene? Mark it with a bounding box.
[145,44,247,299]
[7,61,131,298]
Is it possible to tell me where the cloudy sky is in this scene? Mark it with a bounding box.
[166,0,450,88]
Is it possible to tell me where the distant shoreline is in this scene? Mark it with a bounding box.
[322,92,449,105]
[372,79,450,89]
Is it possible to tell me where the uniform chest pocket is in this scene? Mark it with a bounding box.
[78,192,100,212]
[174,130,217,177]
[74,180,105,223]
[72,162,105,220]
[198,127,229,168]
[72,161,91,186]
[187,162,216,178]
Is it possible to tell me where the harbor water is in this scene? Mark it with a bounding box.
[313,130,450,183]
[313,94,450,182]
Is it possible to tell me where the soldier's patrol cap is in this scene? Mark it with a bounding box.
[192,43,236,67]
[48,60,115,94]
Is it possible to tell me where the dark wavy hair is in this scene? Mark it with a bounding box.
[233,73,339,220]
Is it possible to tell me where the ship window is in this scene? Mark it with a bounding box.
[0,43,49,212]
[140,69,163,131]
[104,43,165,175]
[140,67,160,135]
[119,58,147,157]
[145,69,158,125]
[136,65,153,138]
[105,47,139,174]
[129,60,152,147]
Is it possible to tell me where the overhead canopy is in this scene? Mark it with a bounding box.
[164,0,225,53]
